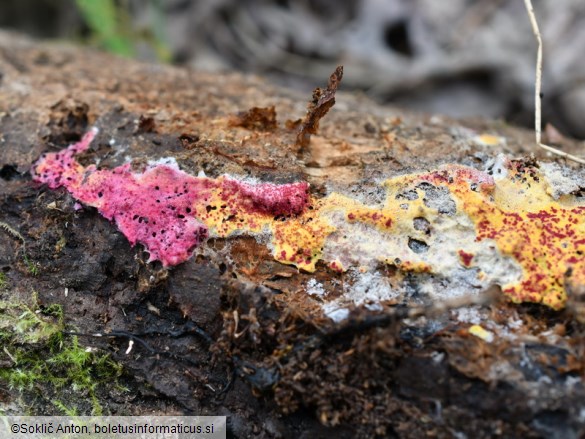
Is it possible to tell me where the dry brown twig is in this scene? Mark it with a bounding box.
[296,65,344,153]
[523,0,585,164]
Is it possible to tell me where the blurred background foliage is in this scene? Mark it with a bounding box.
[74,0,137,58]
[1,0,585,139]
[0,0,170,60]
[74,0,170,61]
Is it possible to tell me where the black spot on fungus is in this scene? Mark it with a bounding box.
[98,191,103,197]
[408,237,429,254]
[396,189,418,201]
[413,217,431,235]
[186,207,191,213]
[417,182,456,215]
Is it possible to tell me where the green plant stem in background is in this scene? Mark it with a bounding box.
[74,0,171,61]
[75,0,135,57]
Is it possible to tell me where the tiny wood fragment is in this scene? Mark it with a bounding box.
[230,106,277,131]
[296,65,343,151]
[137,115,157,134]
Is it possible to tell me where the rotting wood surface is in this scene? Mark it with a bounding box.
[2,30,585,438]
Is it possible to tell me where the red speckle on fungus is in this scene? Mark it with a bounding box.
[458,250,473,267]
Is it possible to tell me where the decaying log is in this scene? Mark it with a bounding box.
[2,30,585,438]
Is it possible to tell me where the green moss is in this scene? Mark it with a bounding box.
[0,296,125,415]
[22,254,39,276]
[0,272,7,290]
[51,400,79,417]
[0,221,37,275]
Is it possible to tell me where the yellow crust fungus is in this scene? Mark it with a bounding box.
[196,159,583,310]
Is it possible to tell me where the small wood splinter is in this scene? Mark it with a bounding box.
[296,65,344,152]
[523,0,585,164]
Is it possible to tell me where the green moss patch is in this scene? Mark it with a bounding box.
[0,294,125,415]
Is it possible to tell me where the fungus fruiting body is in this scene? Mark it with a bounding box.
[32,129,309,267]
[33,129,585,309]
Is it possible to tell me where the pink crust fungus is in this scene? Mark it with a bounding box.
[32,128,310,267]
[220,178,309,217]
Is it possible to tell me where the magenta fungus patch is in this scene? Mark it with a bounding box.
[220,178,309,217]
[32,129,310,267]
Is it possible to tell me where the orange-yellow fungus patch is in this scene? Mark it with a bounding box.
[473,133,505,147]
[196,158,583,309]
